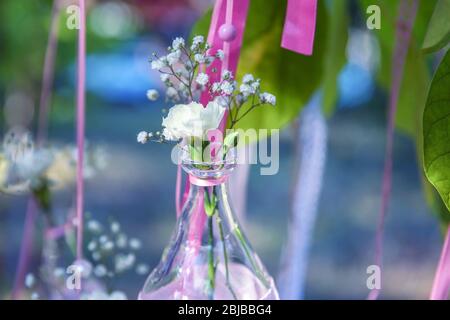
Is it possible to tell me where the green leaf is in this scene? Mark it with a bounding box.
[423,49,450,213]
[395,44,430,137]
[422,0,450,54]
[322,0,349,116]
[191,0,328,134]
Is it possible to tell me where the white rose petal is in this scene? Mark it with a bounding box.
[161,101,225,141]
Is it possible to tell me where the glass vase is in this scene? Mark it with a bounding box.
[139,150,279,300]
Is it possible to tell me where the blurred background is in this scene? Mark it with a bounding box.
[0,0,445,299]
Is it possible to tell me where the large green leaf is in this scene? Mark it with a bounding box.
[395,44,430,137]
[422,0,450,54]
[191,0,328,133]
[322,0,349,116]
[423,49,450,213]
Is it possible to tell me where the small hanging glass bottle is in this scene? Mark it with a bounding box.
[139,149,279,300]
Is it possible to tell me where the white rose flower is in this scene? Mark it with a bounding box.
[161,101,225,141]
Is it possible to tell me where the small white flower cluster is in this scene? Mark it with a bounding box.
[85,217,149,280]
[138,35,277,145]
[148,36,225,103]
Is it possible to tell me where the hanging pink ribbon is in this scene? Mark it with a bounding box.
[282,0,317,55]
[76,0,86,263]
[430,226,450,300]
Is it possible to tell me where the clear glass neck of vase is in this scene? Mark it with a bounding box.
[139,148,279,300]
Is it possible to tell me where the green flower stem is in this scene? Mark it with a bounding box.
[216,214,238,300]
[233,224,270,288]
[207,215,215,299]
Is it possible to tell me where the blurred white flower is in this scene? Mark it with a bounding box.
[87,220,102,233]
[87,240,97,251]
[116,233,128,249]
[136,264,149,275]
[137,131,149,144]
[146,89,159,101]
[129,238,142,250]
[25,273,35,288]
[115,253,136,273]
[110,221,120,233]
[94,264,108,277]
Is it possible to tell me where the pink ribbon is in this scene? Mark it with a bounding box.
[76,0,86,262]
[189,175,228,187]
[282,0,317,55]
[430,226,450,300]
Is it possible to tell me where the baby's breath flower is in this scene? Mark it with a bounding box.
[166,87,179,100]
[216,49,225,60]
[192,35,204,46]
[260,92,276,106]
[211,82,220,92]
[220,81,234,95]
[239,83,255,97]
[167,50,181,65]
[194,54,205,64]
[204,56,215,66]
[137,131,149,144]
[160,73,170,83]
[146,89,159,101]
[151,58,166,70]
[31,292,39,300]
[196,73,209,86]
[251,80,260,91]
[242,74,254,84]
[222,70,232,80]
[172,37,185,50]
